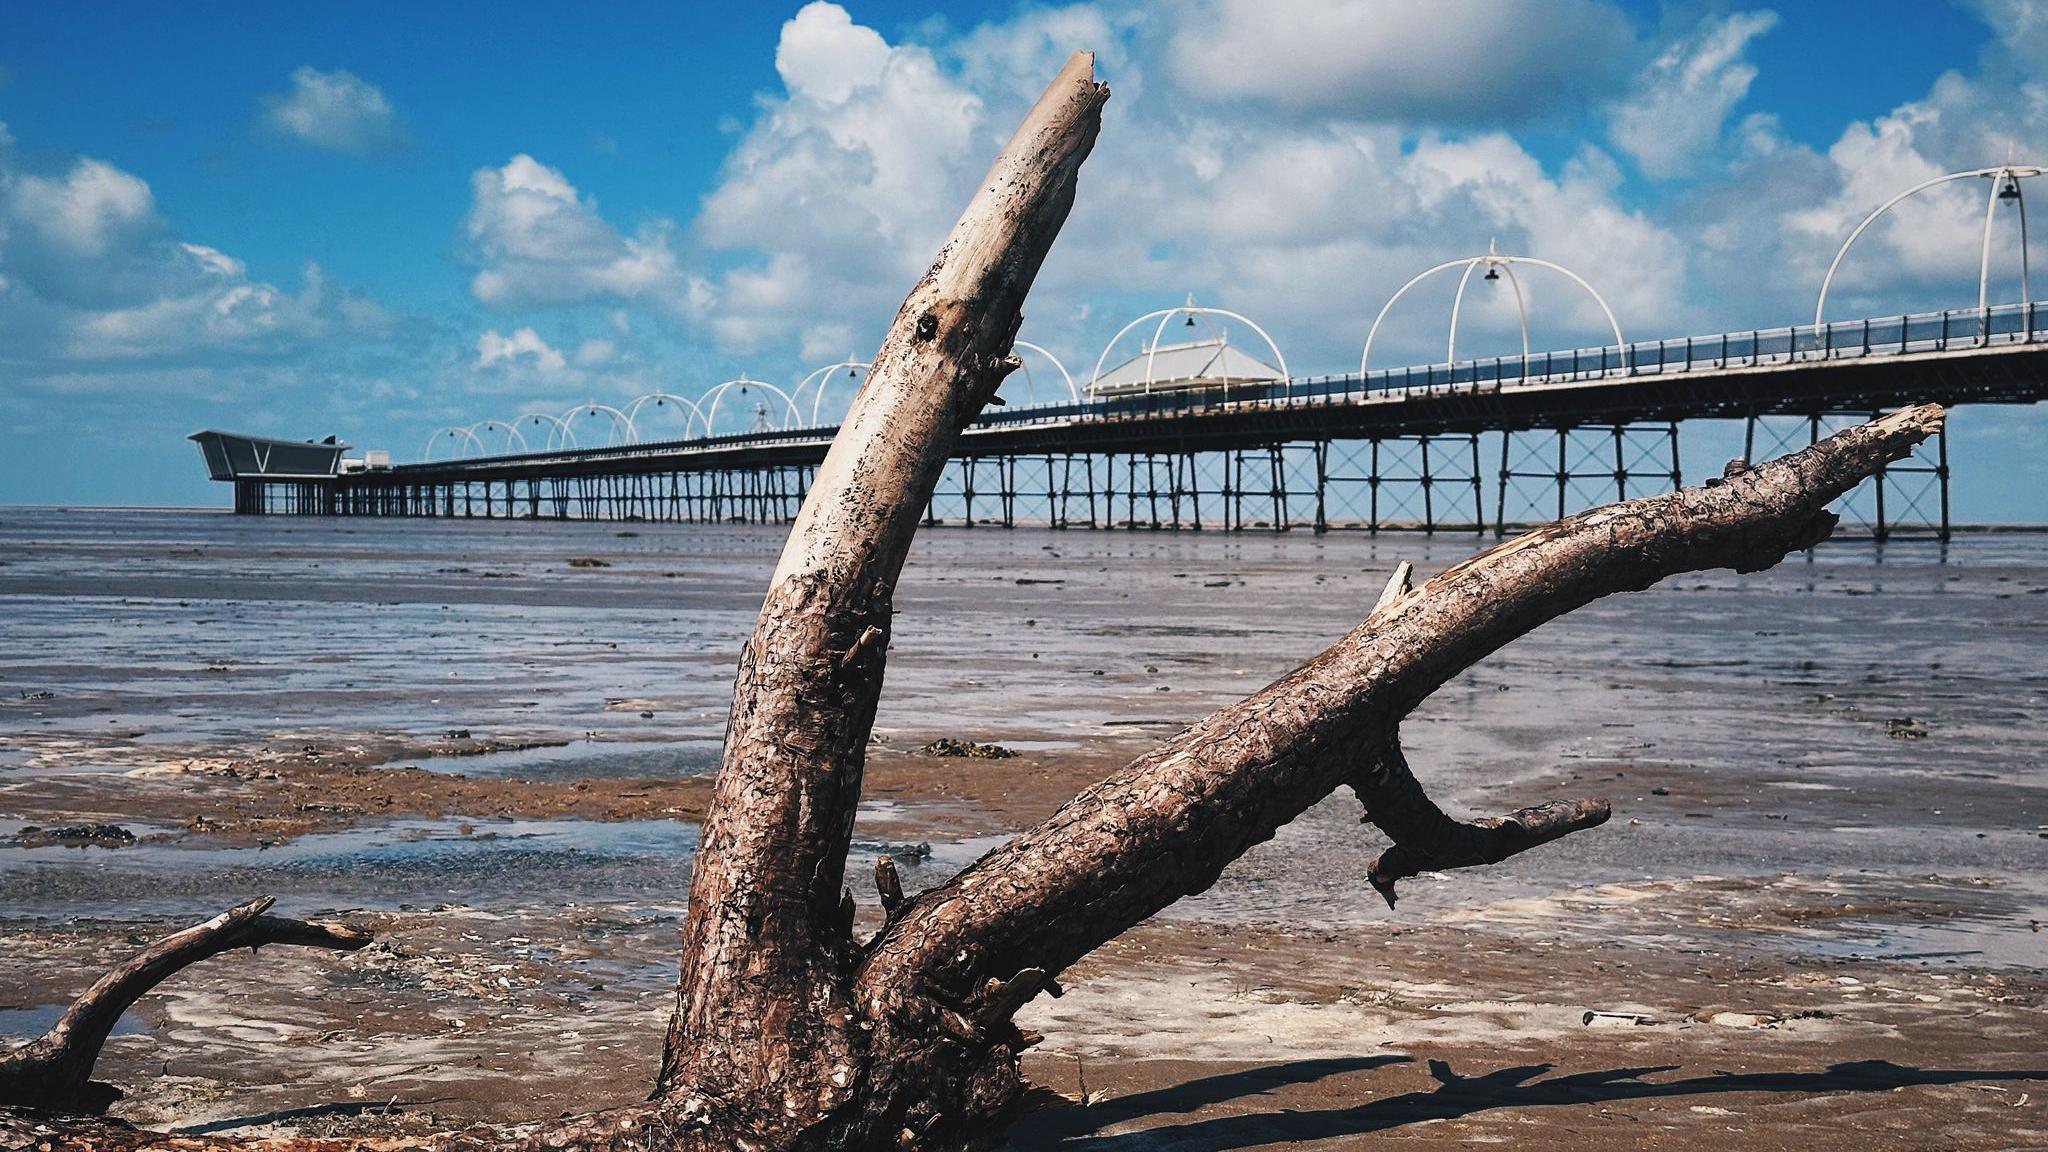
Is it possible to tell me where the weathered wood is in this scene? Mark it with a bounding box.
[875,854,907,915]
[653,49,1110,1147]
[855,405,1946,1079]
[1357,737,1611,907]
[0,898,371,1113]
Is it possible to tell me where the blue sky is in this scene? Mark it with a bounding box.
[2,0,2045,518]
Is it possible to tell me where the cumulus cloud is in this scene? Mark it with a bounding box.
[1609,11,1779,180]
[679,2,1685,373]
[1961,0,2048,76]
[1162,0,1637,123]
[476,326,567,373]
[9,158,155,259]
[774,1,894,104]
[691,2,993,353]
[465,154,700,314]
[0,148,392,382]
[262,66,403,154]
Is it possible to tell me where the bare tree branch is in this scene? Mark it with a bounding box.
[860,405,1946,1046]
[0,898,371,1113]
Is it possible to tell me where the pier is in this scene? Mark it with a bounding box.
[197,165,2048,542]
[204,299,2048,541]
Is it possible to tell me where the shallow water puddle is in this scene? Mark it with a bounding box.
[1,816,702,917]
[0,1004,145,1041]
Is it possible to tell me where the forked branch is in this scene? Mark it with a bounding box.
[862,405,1947,1041]
[1354,738,1611,908]
[0,897,372,1113]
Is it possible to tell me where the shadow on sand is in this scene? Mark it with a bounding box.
[1011,1057,2048,1150]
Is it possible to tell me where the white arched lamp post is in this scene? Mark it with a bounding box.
[1089,296,1290,399]
[423,425,484,462]
[700,377,803,436]
[1361,240,1629,379]
[560,402,636,447]
[515,411,576,452]
[624,391,707,442]
[1814,160,2042,340]
[794,359,870,427]
[1010,340,1079,405]
[468,419,529,455]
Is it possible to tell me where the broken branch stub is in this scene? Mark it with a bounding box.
[1355,736,1612,907]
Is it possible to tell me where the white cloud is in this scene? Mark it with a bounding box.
[1610,11,1779,180]
[476,326,567,373]
[1163,0,1637,123]
[465,154,700,313]
[574,337,616,366]
[10,158,155,258]
[262,66,403,155]
[690,3,993,354]
[1961,0,2048,77]
[775,1,894,105]
[0,142,401,400]
[680,2,1687,375]
[1405,137,1686,331]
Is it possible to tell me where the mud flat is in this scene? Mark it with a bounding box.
[1,509,2044,1148]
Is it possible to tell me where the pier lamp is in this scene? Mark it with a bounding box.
[1815,157,2044,334]
[1360,239,1628,376]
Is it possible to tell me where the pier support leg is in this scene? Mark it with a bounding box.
[1313,441,1329,535]
[1420,436,1436,533]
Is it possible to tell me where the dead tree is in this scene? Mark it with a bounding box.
[0,51,1949,1152]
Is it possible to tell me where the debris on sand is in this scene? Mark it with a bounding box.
[12,823,137,849]
[920,738,1016,759]
[126,757,276,780]
[1886,717,1930,740]
[567,557,612,569]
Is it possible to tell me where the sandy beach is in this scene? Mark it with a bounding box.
[2,508,2043,1148]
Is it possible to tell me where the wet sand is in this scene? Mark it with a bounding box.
[1,509,2044,1147]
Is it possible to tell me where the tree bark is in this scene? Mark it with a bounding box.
[652,49,1110,1149]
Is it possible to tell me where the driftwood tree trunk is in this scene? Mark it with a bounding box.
[652,49,1111,1149]
[0,48,1950,1152]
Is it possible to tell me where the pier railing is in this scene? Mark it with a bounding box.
[973,299,2048,429]
[393,300,2048,474]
